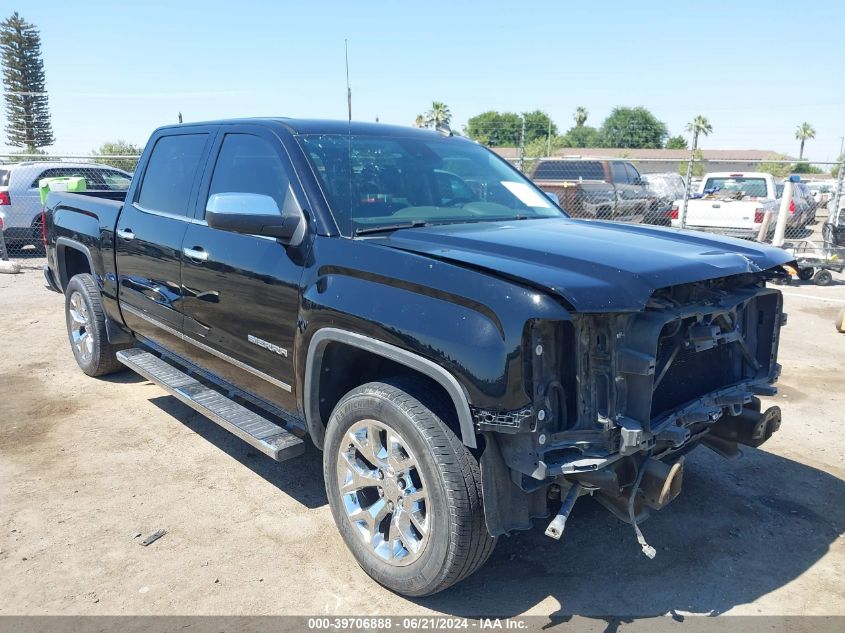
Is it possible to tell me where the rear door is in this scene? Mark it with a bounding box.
[115,130,215,355]
[178,127,307,412]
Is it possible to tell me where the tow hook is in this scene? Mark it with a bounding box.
[544,482,582,540]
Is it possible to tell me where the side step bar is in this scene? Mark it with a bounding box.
[117,348,305,462]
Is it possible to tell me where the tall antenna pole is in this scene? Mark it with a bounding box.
[345,39,352,122]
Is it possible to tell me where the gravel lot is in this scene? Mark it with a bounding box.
[1,257,844,618]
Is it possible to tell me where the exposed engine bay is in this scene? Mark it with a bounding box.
[479,272,786,555]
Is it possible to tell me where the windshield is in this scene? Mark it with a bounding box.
[703,177,769,198]
[298,134,563,236]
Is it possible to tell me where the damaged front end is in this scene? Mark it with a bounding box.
[479,272,786,554]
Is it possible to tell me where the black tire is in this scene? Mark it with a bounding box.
[813,269,833,287]
[323,378,496,596]
[797,267,814,281]
[31,218,46,255]
[64,274,128,376]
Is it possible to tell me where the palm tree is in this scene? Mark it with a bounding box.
[573,106,588,127]
[425,102,451,128]
[795,122,816,160]
[413,114,426,128]
[685,115,713,152]
[678,115,713,227]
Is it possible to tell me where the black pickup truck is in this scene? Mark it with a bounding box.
[44,119,791,596]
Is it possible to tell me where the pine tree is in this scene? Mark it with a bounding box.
[1,12,54,150]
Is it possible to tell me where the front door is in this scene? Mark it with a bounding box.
[178,129,307,413]
[115,131,213,355]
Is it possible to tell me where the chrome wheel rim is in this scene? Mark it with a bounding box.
[68,291,93,363]
[336,419,430,566]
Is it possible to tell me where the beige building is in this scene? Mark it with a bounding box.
[493,147,797,175]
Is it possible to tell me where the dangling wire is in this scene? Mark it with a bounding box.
[628,452,657,559]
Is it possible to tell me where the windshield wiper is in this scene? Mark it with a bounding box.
[353,220,428,236]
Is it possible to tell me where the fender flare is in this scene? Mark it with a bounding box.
[55,237,132,345]
[55,237,96,291]
[304,328,477,449]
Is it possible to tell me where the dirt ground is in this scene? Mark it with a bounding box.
[1,257,844,618]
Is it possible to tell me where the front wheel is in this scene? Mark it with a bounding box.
[64,274,128,376]
[323,379,495,596]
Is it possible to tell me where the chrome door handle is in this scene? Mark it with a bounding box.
[183,246,209,262]
[118,228,135,241]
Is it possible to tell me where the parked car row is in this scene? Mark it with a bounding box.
[0,161,132,253]
[526,159,832,240]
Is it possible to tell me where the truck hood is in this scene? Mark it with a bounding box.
[377,218,792,312]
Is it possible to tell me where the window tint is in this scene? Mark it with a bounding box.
[138,134,207,216]
[531,160,604,180]
[625,163,641,184]
[611,162,628,183]
[207,134,291,213]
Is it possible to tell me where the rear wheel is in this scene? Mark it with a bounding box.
[323,378,495,596]
[64,274,128,376]
[813,269,833,286]
[797,267,814,281]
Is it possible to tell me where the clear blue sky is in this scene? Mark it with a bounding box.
[6,0,845,162]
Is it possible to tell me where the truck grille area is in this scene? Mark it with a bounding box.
[499,276,785,481]
[652,325,739,418]
[622,283,781,431]
[528,277,783,475]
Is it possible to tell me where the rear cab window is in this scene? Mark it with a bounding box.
[137,134,208,217]
[704,177,769,199]
[0,169,9,187]
[532,161,605,181]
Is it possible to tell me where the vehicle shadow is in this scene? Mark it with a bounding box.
[100,370,147,384]
[415,447,844,619]
[148,395,327,509]
[135,394,845,618]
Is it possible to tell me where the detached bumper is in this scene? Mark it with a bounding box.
[43,265,61,293]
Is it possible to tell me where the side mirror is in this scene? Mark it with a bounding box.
[206,192,305,245]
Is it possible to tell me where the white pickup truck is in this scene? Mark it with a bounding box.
[671,172,806,238]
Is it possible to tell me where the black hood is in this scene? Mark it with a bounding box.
[378,218,791,312]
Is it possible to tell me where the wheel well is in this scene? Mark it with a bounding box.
[61,247,92,290]
[313,341,461,448]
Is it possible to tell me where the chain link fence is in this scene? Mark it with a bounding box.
[1,149,843,286]
[0,155,139,258]
[508,154,845,284]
